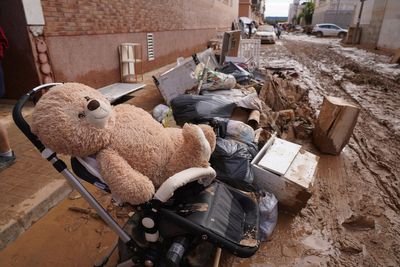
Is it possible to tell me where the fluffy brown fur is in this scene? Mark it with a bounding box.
[31,83,216,205]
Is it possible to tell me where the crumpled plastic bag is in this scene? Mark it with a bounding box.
[152,104,170,122]
[201,89,262,111]
[227,120,255,145]
[259,192,278,241]
[194,63,236,91]
[207,118,255,145]
[152,104,178,127]
[210,137,258,190]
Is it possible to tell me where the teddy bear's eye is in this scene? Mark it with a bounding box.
[84,96,90,102]
[78,112,86,119]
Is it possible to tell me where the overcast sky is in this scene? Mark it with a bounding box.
[265,0,293,17]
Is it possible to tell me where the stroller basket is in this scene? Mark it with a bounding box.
[13,83,260,266]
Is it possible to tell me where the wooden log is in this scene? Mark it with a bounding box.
[390,48,400,64]
[313,96,360,155]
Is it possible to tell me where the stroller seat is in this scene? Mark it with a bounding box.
[162,182,259,248]
[71,156,260,257]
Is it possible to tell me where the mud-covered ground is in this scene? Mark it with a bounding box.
[223,34,400,267]
[1,35,399,267]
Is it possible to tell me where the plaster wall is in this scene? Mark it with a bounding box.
[377,0,400,51]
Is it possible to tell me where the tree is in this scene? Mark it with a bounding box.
[298,1,315,25]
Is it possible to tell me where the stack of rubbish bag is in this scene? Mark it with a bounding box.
[152,49,278,241]
[219,62,253,84]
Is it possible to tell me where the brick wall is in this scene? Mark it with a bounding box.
[40,0,238,89]
[41,0,238,36]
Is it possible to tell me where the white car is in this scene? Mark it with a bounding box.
[312,23,348,38]
[239,16,257,36]
[255,25,276,44]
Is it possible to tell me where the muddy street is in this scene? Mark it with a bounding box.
[224,35,400,267]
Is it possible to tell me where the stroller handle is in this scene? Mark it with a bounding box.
[12,83,62,152]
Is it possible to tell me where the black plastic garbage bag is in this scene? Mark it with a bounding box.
[210,137,258,190]
[171,95,236,125]
[219,62,253,84]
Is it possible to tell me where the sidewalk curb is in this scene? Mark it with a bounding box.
[0,179,72,250]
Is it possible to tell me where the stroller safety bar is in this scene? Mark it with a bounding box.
[154,167,216,202]
[12,83,63,152]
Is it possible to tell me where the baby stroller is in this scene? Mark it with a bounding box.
[13,83,261,266]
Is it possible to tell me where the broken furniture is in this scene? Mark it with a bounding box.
[251,134,319,209]
[119,43,143,83]
[196,48,220,71]
[238,39,261,70]
[153,58,198,104]
[98,83,145,104]
[220,30,241,65]
[313,96,360,155]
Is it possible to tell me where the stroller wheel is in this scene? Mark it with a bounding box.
[118,212,147,264]
[184,241,215,267]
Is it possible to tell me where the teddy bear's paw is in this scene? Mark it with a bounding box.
[198,124,216,152]
[182,124,211,160]
[124,181,155,205]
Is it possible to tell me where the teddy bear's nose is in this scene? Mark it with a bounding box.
[87,99,100,111]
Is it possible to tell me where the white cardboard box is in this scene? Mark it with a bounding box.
[251,134,319,209]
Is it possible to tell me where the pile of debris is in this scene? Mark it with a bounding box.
[150,34,324,241]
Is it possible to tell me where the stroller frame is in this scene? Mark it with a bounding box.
[13,83,260,266]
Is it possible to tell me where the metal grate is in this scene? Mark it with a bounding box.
[147,33,155,61]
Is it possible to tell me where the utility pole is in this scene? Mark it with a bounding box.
[353,0,366,44]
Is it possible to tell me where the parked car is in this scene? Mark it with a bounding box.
[294,25,303,31]
[255,25,276,44]
[312,23,348,38]
[239,17,257,37]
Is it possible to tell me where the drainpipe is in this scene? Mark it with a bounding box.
[336,0,341,26]
[353,0,366,44]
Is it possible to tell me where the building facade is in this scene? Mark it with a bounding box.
[288,0,300,24]
[351,0,400,51]
[239,0,265,23]
[312,0,358,28]
[0,0,238,99]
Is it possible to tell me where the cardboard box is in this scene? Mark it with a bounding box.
[251,134,319,209]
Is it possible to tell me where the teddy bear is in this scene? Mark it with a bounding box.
[31,83,216,205]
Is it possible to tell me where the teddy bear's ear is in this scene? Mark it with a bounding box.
[31,83,112,156]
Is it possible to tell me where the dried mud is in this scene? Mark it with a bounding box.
[223,37,400,267]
